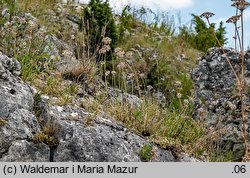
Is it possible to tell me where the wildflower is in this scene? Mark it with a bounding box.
[28,20,36,28]
[102,37,112,45]
[232,0,250,11]
[183,99,189,106]
[188,96,194,103]
[63,50,73,57]
[147,85,153,91]
[71,34,75,40]
[139,73,145,78]
[125,51,133,58]
[4,22,11,28]
[174,81,182,87]
[128,73,135,79]
[105,70,110,76]
[117,62,126,70]
[111,71,117,75]
[114,47,125,58]
[99,45,111,54]
[176,93,182,99]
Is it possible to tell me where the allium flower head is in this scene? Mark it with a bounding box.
[114,47,125,58]
[177,93,182,99]
[117,62,126,70]
[99,45,111,54]
[102,37,112,45]
[147,85,153,91]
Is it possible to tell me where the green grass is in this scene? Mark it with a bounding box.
[103,97,206,156]
[139,144,154,162]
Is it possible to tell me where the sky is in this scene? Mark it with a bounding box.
[78,0,250,49]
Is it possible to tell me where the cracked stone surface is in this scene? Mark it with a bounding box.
[0,53,41,160]
[192,47,250,161]
[38,99,176,162]
[0,53,183,162]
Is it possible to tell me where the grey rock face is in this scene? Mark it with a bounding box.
[0,53,33,118]
[192,47,250,161]
[39,99,175,162]
[107,87,142,108]
[0,55,42,160]
[0,140,50,162]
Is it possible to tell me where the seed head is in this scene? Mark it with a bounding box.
[231,0,250,11]
[226,15,241,24]
[200,12,215,20]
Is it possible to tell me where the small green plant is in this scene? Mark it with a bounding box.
[139,144,154,162]
[0,9,51,81]
[104,97,205,156]
[42,76,62,96]
[33,124,59,147]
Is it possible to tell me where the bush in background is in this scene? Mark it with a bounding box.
[82,0,118,61]
[178,14,227,52]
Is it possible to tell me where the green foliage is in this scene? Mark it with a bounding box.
[104,97,205,156]
[147,58,193,111]
[139,144,154,162]
[20,53,51,81]
[0,0,17,23]
[33,92,42,118]
[0,8,51,81]
[82,0,117,60]
[178,14,227,52]
[118,5,133,42]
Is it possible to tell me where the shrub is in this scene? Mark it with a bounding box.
[82,0,118,60]
[117,5,133,42]
[178,14,227,52]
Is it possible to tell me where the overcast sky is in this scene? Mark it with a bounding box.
[79,0,250,49]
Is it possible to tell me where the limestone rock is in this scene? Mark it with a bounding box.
[38,99,175,162]
[192,47,250,161]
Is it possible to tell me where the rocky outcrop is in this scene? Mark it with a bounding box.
[38,98,175,162]
[0,52,45,160]
[192,47,250,161]
[0,52,198,162]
